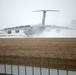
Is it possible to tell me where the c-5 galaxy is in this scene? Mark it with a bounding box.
[0,10,75,37]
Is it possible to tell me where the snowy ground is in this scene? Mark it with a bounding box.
[0,29,76,38]
[0,64,76,75]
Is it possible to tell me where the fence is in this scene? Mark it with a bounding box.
[0,53,76,75]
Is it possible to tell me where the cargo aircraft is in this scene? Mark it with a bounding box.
[0,10,75,37]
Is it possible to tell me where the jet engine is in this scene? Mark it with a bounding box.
[7,30,12,34]
[15,30,19,33]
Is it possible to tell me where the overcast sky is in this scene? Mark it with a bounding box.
[0,0,76,29]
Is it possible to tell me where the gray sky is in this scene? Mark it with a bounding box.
[0,0,76,29]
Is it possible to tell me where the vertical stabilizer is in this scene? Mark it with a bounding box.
[33,10,59,25]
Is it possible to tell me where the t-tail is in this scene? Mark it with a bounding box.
[33,10,59,25]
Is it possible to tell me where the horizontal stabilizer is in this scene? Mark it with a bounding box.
[33,10,60,12]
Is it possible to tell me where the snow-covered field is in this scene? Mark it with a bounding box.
[0,64,76,75]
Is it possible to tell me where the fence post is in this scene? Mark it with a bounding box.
[10,55,13,75]
[39,55,42,75]
[32,55,34,75]
[4,55,6,74]
[48,57,50,75]
[17,55,19,75]
[57,58,59,75]
[66,59,68,75]
[25,56,27,75]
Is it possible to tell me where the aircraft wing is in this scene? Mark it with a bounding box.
[0,25,31,35]
[46,25,76,30]
[3,25,31,32]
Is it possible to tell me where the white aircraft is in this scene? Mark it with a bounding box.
[0,10,75,37]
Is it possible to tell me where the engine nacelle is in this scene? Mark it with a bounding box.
[15,30,19,33]
[7,30,12,34]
